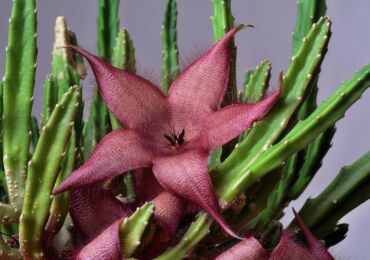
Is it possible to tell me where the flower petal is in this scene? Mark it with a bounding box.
[168,26,244,120]
[152,149,241,239]
[152,191,186,236]
[214,236,268,260]
[54,129,154,193]
[195,79,281,150]
[76,219,122,260]
[67,45,169,130]
[134,169,164,204]
[69,186,131,241]
[293,209,334,260]
[270,234,316,260]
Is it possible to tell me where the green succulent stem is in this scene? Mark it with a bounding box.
[216,63,370,203]
[282,0,330,200]
[41,76,58,127]
[0,233,21,260]
[158,63,370,259]
[43,129,77,249]
[243,60,271,103]
[30,116,40,152]
[110,28,136,129]
[119,202,154,258]
[156,213,212,260]
[291,150,370,239]
[19,87,80,260]
[247,0,330,232]
[213,17,331,196]
[211,0,237,105]
[97,0,120,61]
[292,0,327,55]
[2,0,37,211]
[239,61,271,141]
[160,0,180,94]
[83,0,120,159]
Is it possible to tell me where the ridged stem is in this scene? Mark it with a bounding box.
[19,87,80,260]
[160,0,179,94]
[213,17,332,196]
[2,0,37,212]
[211,0,237,105]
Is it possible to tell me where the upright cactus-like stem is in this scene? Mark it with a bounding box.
[246,0,331,232]
[83,0,120,158]
[239,60,271,141]
[216,63,370,203]
[291,151,370,240]
[0,234,21,260]
[214,17,331,191]
[97,0,120,60]
[156,213,212,260]
[43,129,77,249]
[211,0,237,105]
[52,17,79,99]
[110,28,136,129]
[160,0,180,94]
[30,116,40,152]
[292,0,327,54]
[2,0,37,212]
[243,60,271,104]
[158,63,370,259]
[119,203,154,258]
[19,86,80,260]
[283,0,331,198]
[41,76,58,127]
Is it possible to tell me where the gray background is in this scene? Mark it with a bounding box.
[1,0,370,258]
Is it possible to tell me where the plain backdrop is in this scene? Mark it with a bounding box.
[1,0,370,258]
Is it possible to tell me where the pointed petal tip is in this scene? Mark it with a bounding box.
[212,213,243,240]
[226,228,244,241]
[292,208,334,260]
[52,182,68,195]
[235,23,254,32]
[292,207,309,236]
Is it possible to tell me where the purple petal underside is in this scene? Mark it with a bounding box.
[54,129,154,193]
[152,191,186,237]
[69,186,131,242]
[167,25,245,122]
[270,234,316,260]
[214,236,269,260]
[293,209,334,260]
[76,219,122,260]
[67,45,169,131]
[194,76,282,150]
[152,149,241,239]
[134,169,164,204]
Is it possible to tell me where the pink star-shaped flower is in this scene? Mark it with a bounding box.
[214,209,334,260]
[54,25,281,239]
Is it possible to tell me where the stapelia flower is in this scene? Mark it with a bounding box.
[214,209,334,260]
[54,25,281,239]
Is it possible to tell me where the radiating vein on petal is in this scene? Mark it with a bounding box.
[168,26,244,121]
[214,236,268,260]
[76,219,122,260]
[54,129,154,193]
[270,234,315,260]
[152,191,186,236]
[68,45,169,131]
[293,209,334,260]
[70,186,131,241]
[152,149,240,239]
[197,83,281,150]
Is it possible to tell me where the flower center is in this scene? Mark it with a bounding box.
[164,128,185,148]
